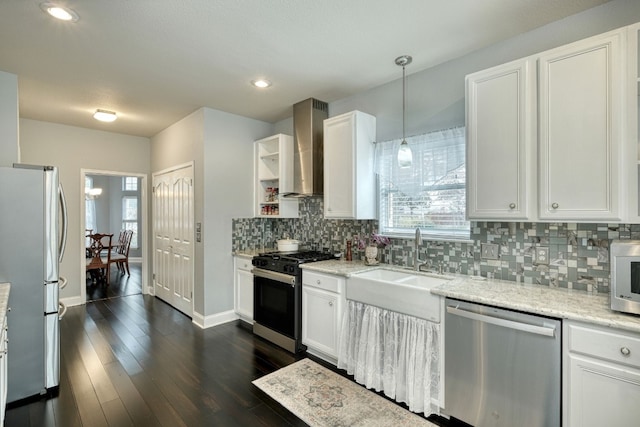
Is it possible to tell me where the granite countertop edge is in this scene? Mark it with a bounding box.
[299,260,640,334]
[0,283,10,326]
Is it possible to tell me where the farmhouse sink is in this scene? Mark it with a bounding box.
[347,268,453,322]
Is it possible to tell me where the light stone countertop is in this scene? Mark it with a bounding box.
[0,283,10,324]
[233,249,283,260]
[299,260,640,334]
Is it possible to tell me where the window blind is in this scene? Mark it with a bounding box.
[375,126,469,240]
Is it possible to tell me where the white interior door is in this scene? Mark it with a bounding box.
[152,164,194,316]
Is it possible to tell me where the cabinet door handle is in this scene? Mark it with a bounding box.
[621,346,631,356]
[316,280,321,285]
[509,203,516,209]
[551,202,559,209]
[328,301,333,307]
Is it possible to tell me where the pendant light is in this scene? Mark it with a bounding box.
[396,55,412,168]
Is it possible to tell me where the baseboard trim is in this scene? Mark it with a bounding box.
[192,309,238,329]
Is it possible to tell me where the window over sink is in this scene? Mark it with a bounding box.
[375,126,469,241]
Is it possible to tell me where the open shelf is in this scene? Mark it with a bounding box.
[254,134,298,218]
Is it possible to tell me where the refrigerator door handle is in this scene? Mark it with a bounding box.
[58,183,68,263]
[59,276,67,290]
[58,302,67,320]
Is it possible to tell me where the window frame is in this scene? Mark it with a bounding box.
[376,127,470,242]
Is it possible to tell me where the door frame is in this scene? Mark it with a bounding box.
[80,168,149,303]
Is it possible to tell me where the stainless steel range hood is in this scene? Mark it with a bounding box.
[282,98,328,198]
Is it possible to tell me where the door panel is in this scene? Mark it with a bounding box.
[152,164,194,316]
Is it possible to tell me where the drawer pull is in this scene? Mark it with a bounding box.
[317,280,321,285]
[621,347,631,357]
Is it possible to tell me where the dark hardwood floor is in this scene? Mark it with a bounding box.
[86,262,142,302]
[5,294,453,426]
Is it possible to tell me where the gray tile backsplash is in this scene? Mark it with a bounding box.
[232,198,640,294]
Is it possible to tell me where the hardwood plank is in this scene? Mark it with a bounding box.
[74,329,119,403]
[100,398,134,427]
[103,361,160,426]
[128,371,188,427]
[50,352,83,427]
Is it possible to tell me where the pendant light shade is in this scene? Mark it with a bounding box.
[396,55,412,168]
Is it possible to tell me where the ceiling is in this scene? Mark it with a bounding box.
[0,0,612,137]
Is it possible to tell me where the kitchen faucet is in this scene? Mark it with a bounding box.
[414,227,429,271]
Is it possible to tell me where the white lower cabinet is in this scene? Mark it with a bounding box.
[233,256,254,323]
[0,316,7,425]
[564,321,640,427]
[302,271,345,364]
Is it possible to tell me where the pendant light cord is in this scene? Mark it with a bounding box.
[402,64,406,142]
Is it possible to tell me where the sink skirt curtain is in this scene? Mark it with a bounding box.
[337,300,439,414]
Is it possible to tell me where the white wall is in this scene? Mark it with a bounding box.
[202,107,272,315]
[19,119,150,303]
[0,70,18,166]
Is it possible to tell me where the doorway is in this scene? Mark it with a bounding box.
[81,169,148,303]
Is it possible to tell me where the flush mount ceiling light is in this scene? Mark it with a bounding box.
[84,187,103,199]
[251,79,272,88]
[395,55,413,169]
[40,2,79,22]
[93,109,117,122]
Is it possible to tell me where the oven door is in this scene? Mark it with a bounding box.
[253,268,297,338]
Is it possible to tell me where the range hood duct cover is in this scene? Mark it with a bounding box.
[284,98,328,198]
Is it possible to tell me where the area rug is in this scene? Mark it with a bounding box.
[252,358,436,427]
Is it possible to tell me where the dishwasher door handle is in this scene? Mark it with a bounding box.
[446,306,557,337]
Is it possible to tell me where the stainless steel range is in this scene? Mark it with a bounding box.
[252,250,336,353]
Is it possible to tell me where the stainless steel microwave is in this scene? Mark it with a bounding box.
[610,240,640,315]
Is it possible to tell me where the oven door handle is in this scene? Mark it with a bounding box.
[252,268,297,286]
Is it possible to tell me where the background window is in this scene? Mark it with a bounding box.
[122,196,139,249]
[375,126,469,240]
[122,176,138,191]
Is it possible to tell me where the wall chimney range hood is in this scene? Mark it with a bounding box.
[282,98,329,198]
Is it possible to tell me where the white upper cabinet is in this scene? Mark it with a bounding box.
[254,134,298,218]
[466,58,533,220]
[323,111,377,219]
[467,27,626,222]
[538,30,623,221]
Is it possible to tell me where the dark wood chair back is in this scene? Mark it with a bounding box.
[86,233,113,284]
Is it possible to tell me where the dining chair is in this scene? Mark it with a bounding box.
[110,229,134,276]
[86,233,113,285]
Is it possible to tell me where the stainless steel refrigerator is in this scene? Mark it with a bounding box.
[0,164,68,404]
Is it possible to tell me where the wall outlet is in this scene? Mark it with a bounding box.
[481,243,499,260]
[536,246,549,265]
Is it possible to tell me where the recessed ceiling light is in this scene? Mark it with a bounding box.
[40,2,79,22]
[251,79,271,88]
[93,109,117,122]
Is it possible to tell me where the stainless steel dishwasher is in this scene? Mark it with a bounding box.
[444,298,561,427]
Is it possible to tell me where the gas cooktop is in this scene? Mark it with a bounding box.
[252,250,337,275]
[257,250,336,262]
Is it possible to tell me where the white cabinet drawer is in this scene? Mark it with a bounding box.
[302,271,343,294]
[568,322,640,367]
[236,257,253,272]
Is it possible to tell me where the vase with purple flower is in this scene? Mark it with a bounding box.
[355,232,390,265]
